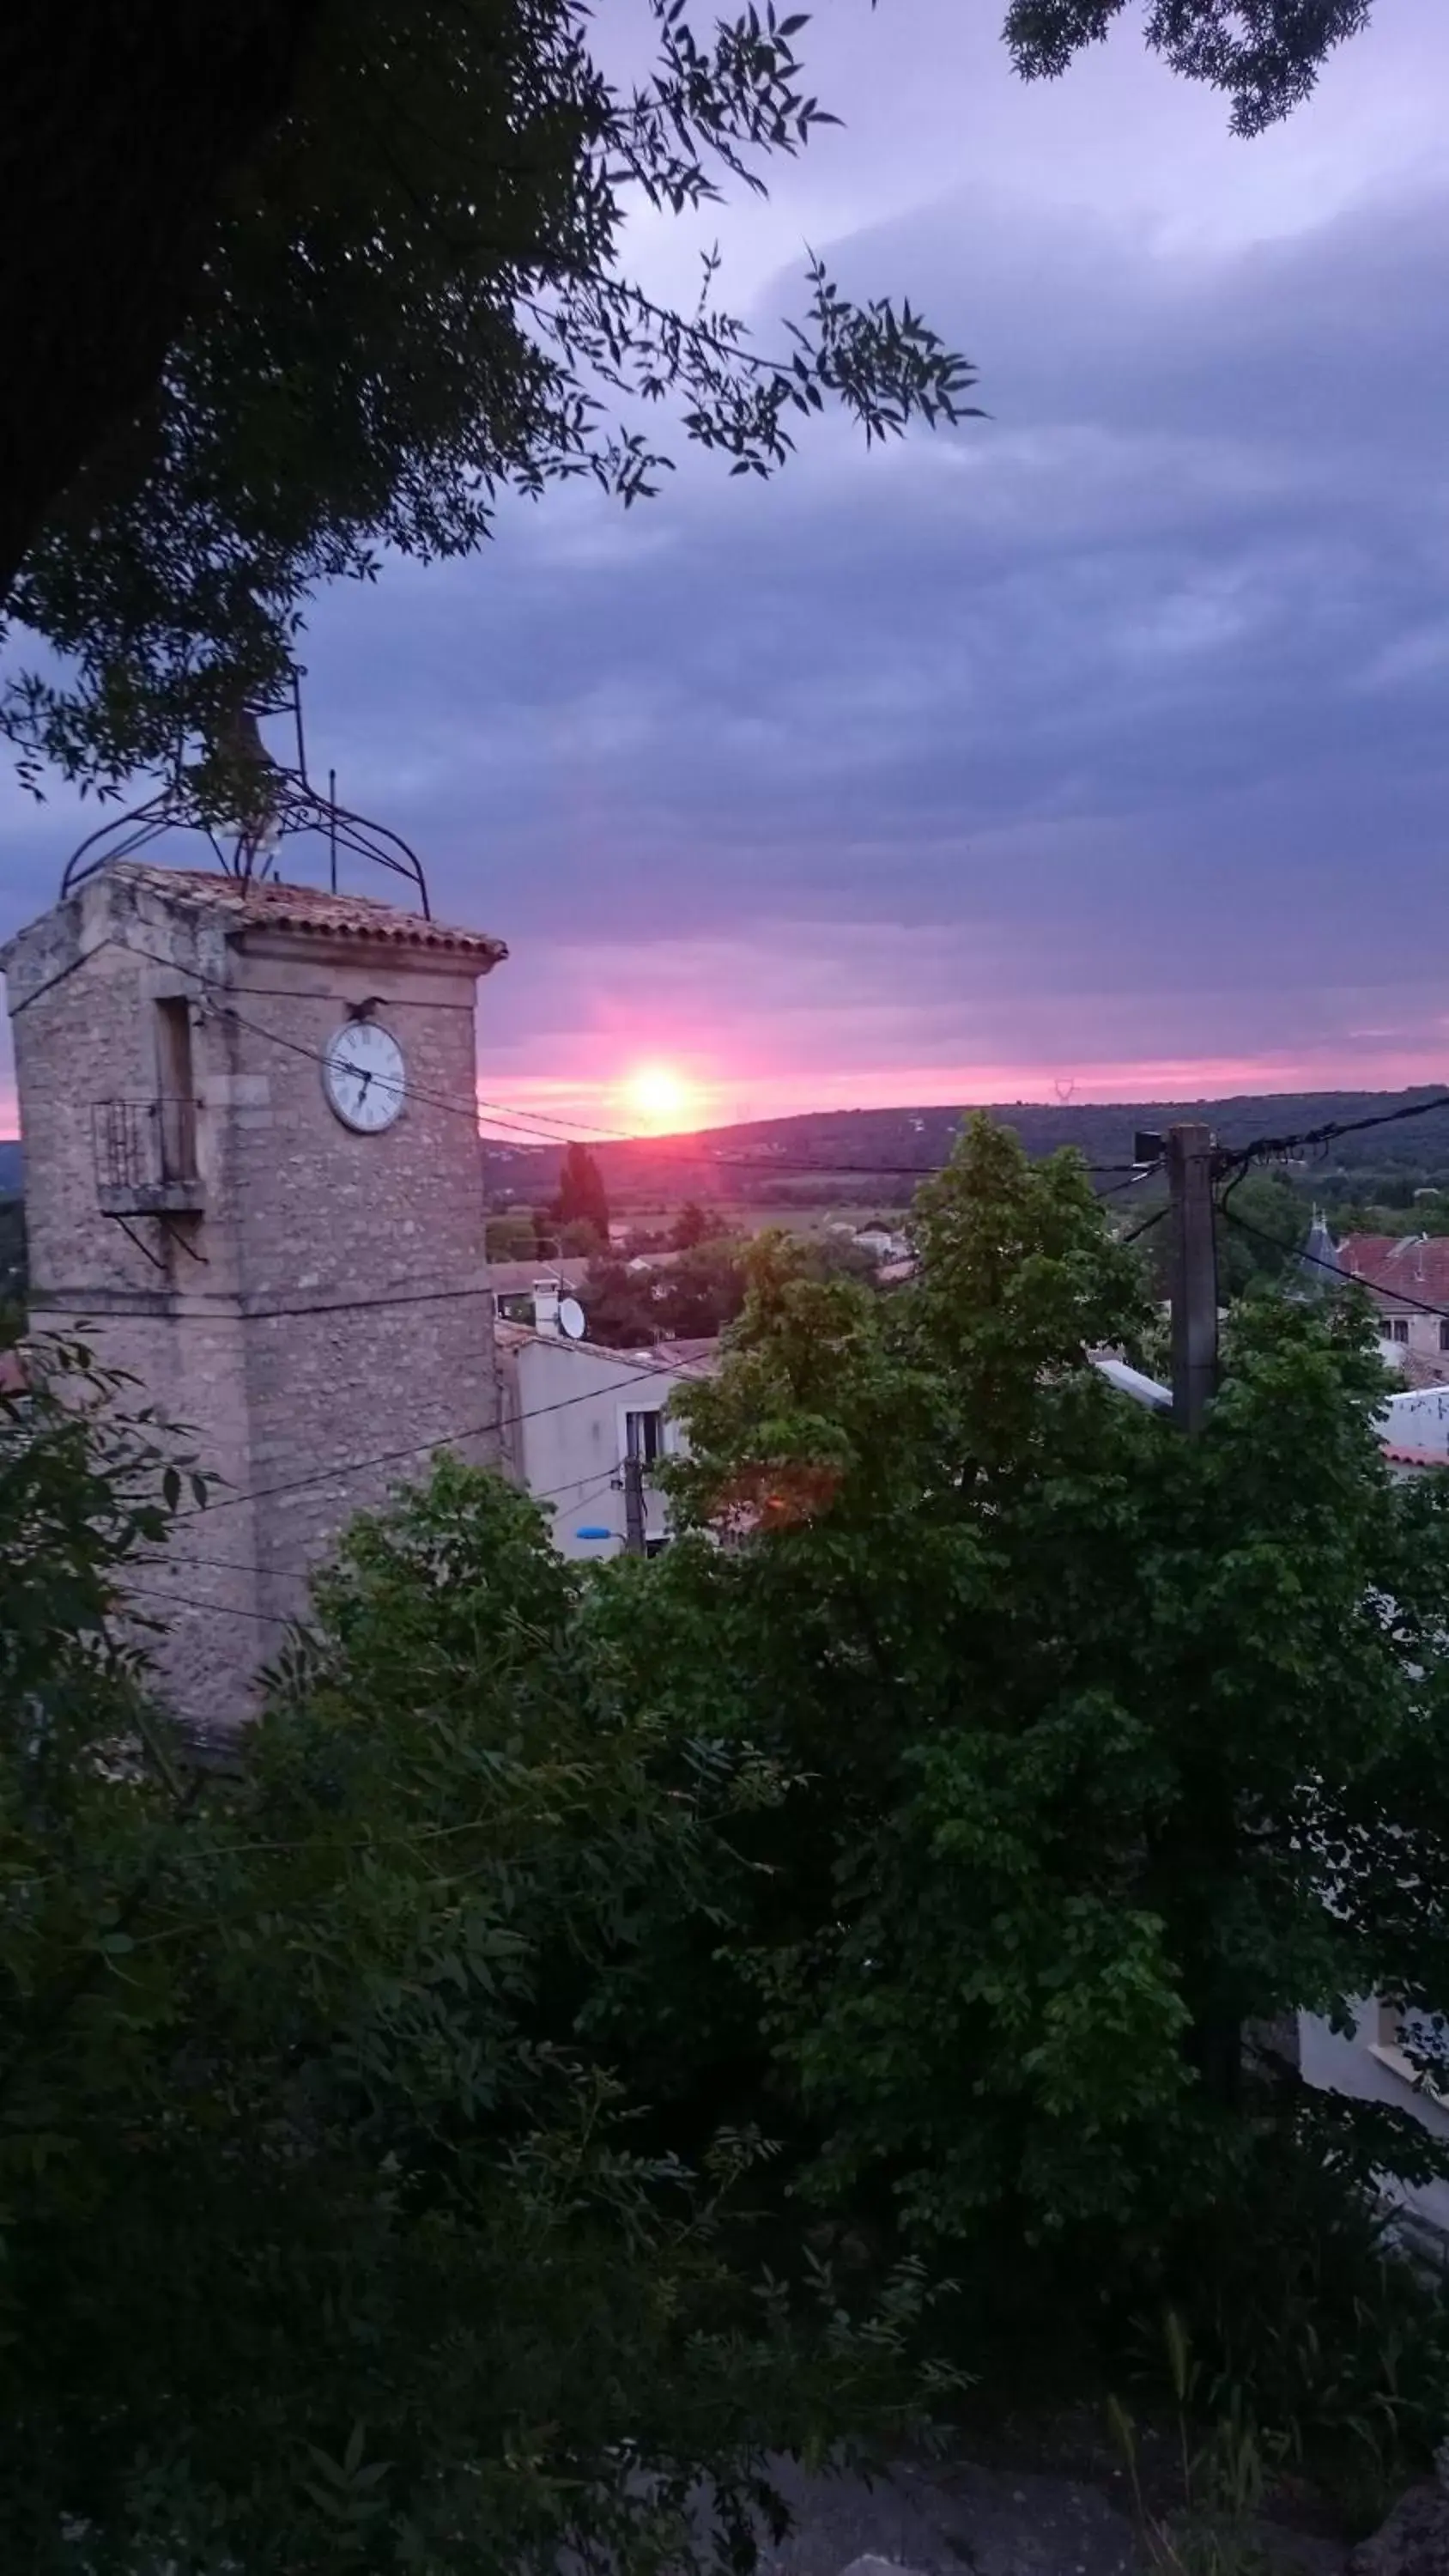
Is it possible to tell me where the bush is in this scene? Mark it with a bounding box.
[0,1407,942,2572]
[597,1124,1449,2352]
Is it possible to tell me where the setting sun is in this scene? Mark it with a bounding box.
[621,1063,696,1133]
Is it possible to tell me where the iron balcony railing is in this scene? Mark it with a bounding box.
[92,1098,203,1214]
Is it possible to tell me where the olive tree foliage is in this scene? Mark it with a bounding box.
[600,1121,1449,2276]
[1,0,976,798]
[1006,0,1374,136]
[0,1367,941,2573]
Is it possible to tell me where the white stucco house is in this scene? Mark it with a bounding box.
[1298,2005,1449,2247]
[496,1317,717,1560]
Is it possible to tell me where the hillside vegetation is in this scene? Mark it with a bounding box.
[482,1087,1449,1212]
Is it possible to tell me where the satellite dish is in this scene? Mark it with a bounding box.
[558,1296,586,1340]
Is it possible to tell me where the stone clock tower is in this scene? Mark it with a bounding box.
[2,858,507,1735]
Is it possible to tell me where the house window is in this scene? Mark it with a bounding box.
[1439,1320,1449,1353]
[155,998,197,1183]
[624,1407,664,1467]
[1389,1317,1410,1343]
[644,1535,670,1558]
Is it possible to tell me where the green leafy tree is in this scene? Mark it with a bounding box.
[659,1236,750,1339]
[1137,1168,1308,1305]
[798,1230,888,1287]
[558,1214,607,1256]
[582,1255,660,1348]
[1215,1168,1312,1297]
[3,3,973,793]
[605,1122,1449,2290]
[553,1141,610,1245]
[0,1398,937,2570]
[484,1208,537,1261]
[1006,0,1373,136]
[671,1200,722,1252]
[0,1197,24,1346]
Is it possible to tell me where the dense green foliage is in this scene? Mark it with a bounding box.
[672,1200,724,1252]
[1133,1166,1308,1308]
[553,1141,610,1245]
[480,1090,1449,1227]
[12,1121,1449,2556]
[0,1361,941,2572]
[3,2,973,793]
[0,1198,25,1345]
[1006,0,1372,137]
[583,1237,752,1347]
[483,1207,542,1261]
[609,1123,1449,2432]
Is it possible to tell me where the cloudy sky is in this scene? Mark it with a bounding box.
[4,0,1449,1132]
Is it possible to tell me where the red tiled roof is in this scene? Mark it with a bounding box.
[1383,1443,1447,1469]
[1339,1235,1449,1303]
[117,862,507,963]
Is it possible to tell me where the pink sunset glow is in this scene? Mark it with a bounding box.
[473,1036,1449,1140]
[5,1036,1446,1158]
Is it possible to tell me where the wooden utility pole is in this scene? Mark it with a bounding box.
[622,1452,646,1556]
[1167,1122,1218,1434]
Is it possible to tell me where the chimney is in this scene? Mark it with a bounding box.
[532,1276,561,1334]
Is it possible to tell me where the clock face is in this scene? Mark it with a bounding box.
[323,1021,406,1133]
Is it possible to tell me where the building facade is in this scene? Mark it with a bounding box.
[2,860,506,1734]
[1337,1232,1449,1385]
[496,1318,716,1559]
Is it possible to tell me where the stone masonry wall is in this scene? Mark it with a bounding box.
[225,935,499,1625]
[3,868,502,1735]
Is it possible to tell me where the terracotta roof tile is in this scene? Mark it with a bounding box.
[1339,1234,1449,1303]
[114,862,506,963]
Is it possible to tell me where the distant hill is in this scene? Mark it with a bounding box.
[482,1087,1449,1209]
[0,1141,21,1197]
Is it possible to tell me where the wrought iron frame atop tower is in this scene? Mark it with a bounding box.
[59,672,432,917]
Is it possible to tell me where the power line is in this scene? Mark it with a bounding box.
[1119,1205,1169,1249]
[1221,1090,1449,1176]
[124,1583,291,1627]
[1219,1203,1449,1321]
[118,932,1147,1184]
[173,1355,714,1524]
[144,1465,630,1589]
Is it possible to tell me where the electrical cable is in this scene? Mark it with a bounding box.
[1119,1204,1169,1249]
[1097,1161,1162,1199]
[1219,1203,1449,1319]
[171,1352,716,1523]
[130,1464,634,1616]
[39,920,1449,1185]
[1220,1090,1449,1176]
[114,931,1149,1182]
[124,1584,292,1627]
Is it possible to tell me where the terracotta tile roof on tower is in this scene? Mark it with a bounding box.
[1339,1234,1449,1304]
[112,861,507,963]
